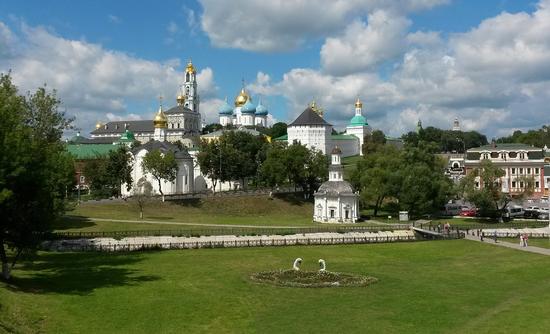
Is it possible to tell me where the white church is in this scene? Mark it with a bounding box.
[218,86,269,127]
[313,146,359,223]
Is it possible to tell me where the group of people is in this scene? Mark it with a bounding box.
[519,233,529,247]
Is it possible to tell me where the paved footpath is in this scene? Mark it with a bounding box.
[464,232,550,256]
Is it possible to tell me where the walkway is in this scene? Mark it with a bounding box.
[463,233,550,256]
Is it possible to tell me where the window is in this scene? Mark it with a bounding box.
[79,175,85,184]
[330,209,335,218]
[527,168,531,174]
[345,210,349,219]
[520,168,524,174]
[512,181,516,188]
[482,153,489,160]
[535,181,540,188]
[520,181,524,188]
[535,168,540,174]
[519,152,526,159]
[475,181,480,188]
[511,168,516,174]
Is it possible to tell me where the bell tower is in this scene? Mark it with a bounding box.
[182,59,199,114]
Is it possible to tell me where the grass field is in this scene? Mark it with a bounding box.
[2,240,550,333]
[58,194,382,232]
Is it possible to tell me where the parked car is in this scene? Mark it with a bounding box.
[460,207,477,217]
[523,209,540,219]
[506,206,524,218]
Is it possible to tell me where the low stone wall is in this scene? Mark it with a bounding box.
[480,227,550,238]
[42,230,417,252]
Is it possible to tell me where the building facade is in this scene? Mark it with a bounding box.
[464,143,546,198]
[90,60,201,147]
[313,147,358,223]
[218,87,268,127]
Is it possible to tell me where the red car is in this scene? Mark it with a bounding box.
[460,207,477,217]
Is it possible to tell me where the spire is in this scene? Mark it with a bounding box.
[329,146,343,181]
[355,97,362,116]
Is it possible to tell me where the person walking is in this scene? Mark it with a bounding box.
[493,231,498,243]
[480,230,484,241]
[519,234,523,246]
[523,233,529,247]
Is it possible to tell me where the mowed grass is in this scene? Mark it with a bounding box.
[59,194,379,232]
[2,240,550,333]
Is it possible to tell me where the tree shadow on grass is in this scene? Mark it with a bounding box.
[6,252,159,295]
[53,216,97,231]
[274,192,311,206]
[172,198,203,208]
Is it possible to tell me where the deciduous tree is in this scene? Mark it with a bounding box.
[141,149,178,202]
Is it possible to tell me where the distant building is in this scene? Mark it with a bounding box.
[278,101,360,157]
[465,143,546,198]
[313,147,358,223]
[345,98,371,156]
[452,118,461,131]
[218,85,269,127]
[90,60,201,147]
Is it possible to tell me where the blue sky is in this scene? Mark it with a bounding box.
[0,0,548,138]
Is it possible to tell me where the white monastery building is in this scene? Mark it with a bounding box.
[218,86,269,127]
[314,147,359,223]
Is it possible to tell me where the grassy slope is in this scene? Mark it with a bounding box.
[2,240,550,333]
[58,194,381,232]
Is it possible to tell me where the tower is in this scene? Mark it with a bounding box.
[182,60,199,113]
[329,146,343,181]
[153,97,168,141]
[345,98,371,156]
[452,117,461,131]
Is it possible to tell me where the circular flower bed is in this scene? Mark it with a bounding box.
[250,270,378,288]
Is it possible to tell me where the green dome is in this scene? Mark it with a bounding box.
[349,115,368,126]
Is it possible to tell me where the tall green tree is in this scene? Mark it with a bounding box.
[197,139,222,193]
[270,122,287,139]
[362,129,387,155]
[351,145,401,216]
[141,149,178,202]
[83,146,133,198]
[0,73,74,280]
[259,143,288,188]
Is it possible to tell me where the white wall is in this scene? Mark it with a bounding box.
[287,125,331,154]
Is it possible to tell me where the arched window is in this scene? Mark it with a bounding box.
[186,73,190,81]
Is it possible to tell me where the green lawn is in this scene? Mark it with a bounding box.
[2,240,550,333]
[59,194,380,232]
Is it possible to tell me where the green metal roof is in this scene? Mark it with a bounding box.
[274,134,288,141]
[349,115,368,126]
[66,144,118,160]
[119,129,135,143]
[331,134,358,141]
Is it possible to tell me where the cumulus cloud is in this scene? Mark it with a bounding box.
[321,11,411,75]
[199,0,448,52]
[248,0,550,137]
[0,22,218,134]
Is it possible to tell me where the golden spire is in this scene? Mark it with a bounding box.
[185,59,196,74]
[309,100,323,117]
[153,95,168,128]
[355,97,363,108]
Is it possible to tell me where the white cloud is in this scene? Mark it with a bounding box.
[108,15,121,24]
[0,22,218,134]
[199,0,447,52]
[321,11,411,75]
[250,0,550,138]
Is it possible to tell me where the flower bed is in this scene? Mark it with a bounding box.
[250,270,378,288]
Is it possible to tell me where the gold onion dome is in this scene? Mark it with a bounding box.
[95,121,103,129]
[235,88,249,107]
[177,94,185,106]
[185,60,196,74]
[355,98,363,108]
[153,105,168,128]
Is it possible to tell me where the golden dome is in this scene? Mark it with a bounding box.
[355,98,363,108]
[153,106,168,128]
[309,100,323,117]
[177,94,185,106]
[235,88,249,107]
[185,60,196,74]
[95,121,103,129]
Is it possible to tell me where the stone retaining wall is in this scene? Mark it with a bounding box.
[42,230,417,252]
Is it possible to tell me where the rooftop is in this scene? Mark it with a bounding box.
[467,143,542,152]
[289,107,331,127]
[66,143,118,160]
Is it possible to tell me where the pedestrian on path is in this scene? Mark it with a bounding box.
[493,231,498,243]
[523,233,529,247]
[480,230,484,241]
[519,234,523,246]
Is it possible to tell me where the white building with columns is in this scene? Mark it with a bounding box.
[345,98,371,156]
[313,147,358,223]
[122,103,194,197]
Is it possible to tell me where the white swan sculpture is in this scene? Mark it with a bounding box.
[293,258,302,271]
[318,259,326,272]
